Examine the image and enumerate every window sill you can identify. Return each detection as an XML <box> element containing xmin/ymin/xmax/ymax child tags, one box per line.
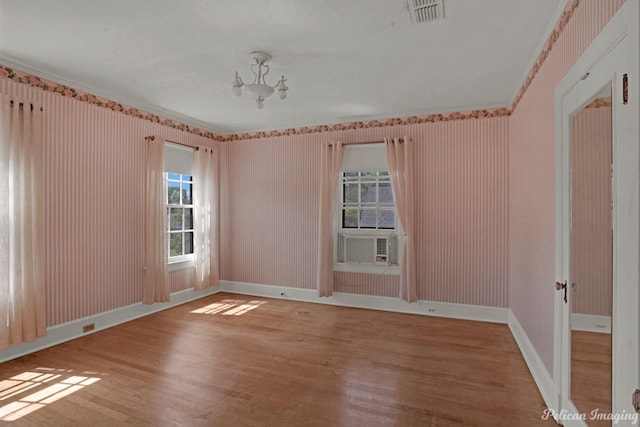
<box><xmin>168</xmin><ymin>257</ymin><xmax>195</xmax><ymax>272</ymax></box>
<box><xmin>333</xmin><ymin>263</ymin><xmax>400</xmax><ymax>276</ymax></box>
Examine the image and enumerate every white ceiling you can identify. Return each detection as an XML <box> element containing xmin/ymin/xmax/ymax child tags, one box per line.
<box><xmin>0</xmin><ymin>0</ymin><xmax>563</xmax><ymax>135</ymax></box>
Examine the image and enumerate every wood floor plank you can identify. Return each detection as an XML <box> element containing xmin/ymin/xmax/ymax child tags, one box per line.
<box><xmin>571</xmin><ymin>330</ymin><xmax>612</xmax><ymax>427</ymax></box>
<box><xmin>0</xmin><ymin>293</ymin><xmax>558</xmax><ymax>426</ymax></box>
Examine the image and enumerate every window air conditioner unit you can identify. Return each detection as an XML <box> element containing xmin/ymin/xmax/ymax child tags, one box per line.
<box><xmin>337</xmin><ymin>234</ymin><xmax>396</xmax><ymax>266</ymax></box>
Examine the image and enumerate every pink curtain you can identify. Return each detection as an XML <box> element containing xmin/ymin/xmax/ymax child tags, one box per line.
<box><xmin>0</xmin><ymin>95</ymin><xmax>46</xmax><ymax>349</ymax></box>
<box><xmin>143</xmin><ymin>136</ymin><xmax>170</xmax><ymax>303</ymax></box>
<box><xmin>193</xmin><ymin>147</ymin><xmax>220</xmax><ymax>290</ymax></box>
<box><xmin>317</xmin><ymin>141</ymin><xmax>344</xmax><ymax>297</ymax></box>
<box><xmin>385</xmin><ymin>137</ymin><xmax>417</xmax><ymax>302</ymax></box>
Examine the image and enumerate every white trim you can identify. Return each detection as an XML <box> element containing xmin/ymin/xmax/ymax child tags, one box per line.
<box><xmin>219</xmin><ymin>280</ymin><xmax>508</xmax><ymax>324</ymax></box>
<box><xmin>508</xmin><ymin>310</ymin><xmax>560</xmax><ymax>421</ymax></box>
<box><xmin>333</xmin><ymin>263</ymin><xmax>400</xmax><ymax>275</ymax></box>
<box><xmin>570</xmin><ymin>313</ymin><xmax>612</xmax><ymax>334</ymax></box>
<box><xmin>168</xmin><ymin>258</ymin><xmax>195</xmax><ymax>272</ymax></box>
<box><xmin>0</xmin><ymin>286</ymin><xmax>220</xmax><ymax>364</ymax></box>
<box><xmin>554</xmin><ymin>0</ymin><xmax>640</xmax><ymax>419</ymax></box>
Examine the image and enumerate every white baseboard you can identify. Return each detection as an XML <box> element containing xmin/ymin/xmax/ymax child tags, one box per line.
<box><xmin>508</xmin><ymin>310</ymin><xmax>559</xmax><ymax>418</ymax></box>
<box><xmin>571</xmin><ymin>313</ymin><xmax>611</xmax><ymax>334</ymax></box>
<box><xmin>0</xmin><ymin>286</ymin><xmax>220</xmax><ymax>364</ymax></box>
<box><xmin>219</xmin><ymin>280</ymin><xmax>509</xmax><ymax>324</ymax></box>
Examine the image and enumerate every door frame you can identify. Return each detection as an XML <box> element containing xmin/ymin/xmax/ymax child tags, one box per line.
<box><xmin>554</xmin><ymin>0</ymin><xmax>639</xmax><ymax>425</ymax></box>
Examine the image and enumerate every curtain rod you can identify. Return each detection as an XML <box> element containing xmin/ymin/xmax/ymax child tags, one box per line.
<box><xmin>343</xmin><ymin>140</ymin><xmax>385</xmax><ymax>146</ymax></box>
<box><xmin>9</xmin><ymin>100</ymin><xmax>43</xmax><ymax>112</ymax></box>
<box><xmin>329</xmin><ymin>138</ymin><xmax>407</xmax><ymax>147</ymax></box>
<box><xmin>145</xmin><ymin>135</ymin><xmax>199</xmax><ymax>151</ymax></box>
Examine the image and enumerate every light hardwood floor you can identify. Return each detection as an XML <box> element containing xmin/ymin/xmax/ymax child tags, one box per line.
<box><xmin>571</xmin><ymin>330</ymin><xmax>612</xmax><ymax>427</ymax></box>
<box><xmin>0</xmin><ymin>293</ymin><xmax>557</xmax><ymax>426</ymax></box>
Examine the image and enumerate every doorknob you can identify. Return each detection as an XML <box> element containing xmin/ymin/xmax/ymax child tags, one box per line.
<box><xmin>556</xmin><ymin>280</ymin><xmax>567</xmax><ymax>303</ymax></box>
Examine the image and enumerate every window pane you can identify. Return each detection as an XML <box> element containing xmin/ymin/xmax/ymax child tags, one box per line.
<box><xmin>340</xmin><ymin>170</ymin><xmax>396</xmax><ymax>231</ymax></box>
<box><xmin>379</xmin><ymin>182</ymin><xmax>394</xmax><ymax>204</ymax></box>
<box><xmin>168</xmin><ymin>182</ymin><xmax>180</xmax><ymax>204</ymax></box>
<box><xmin>182</xmin><ymin>182</ymin><xmax>192</xmax><ymax>204</ymax></box>
<box><xmin>360</xmin><ymin>182</ymin><xmax>376</xmax><ymax>204</ymax></box>
<box><xmin>182</xmin><ymin>174</ymin><xmax>193</xmax><ymax>182</ymax></box>
<box><xmin>170</xmin><ymin>233</ymin><xmax>183</xmax><ymax>257</ymax></box>
<box><xmin>184</xmin><ymin>232</ymin><xmax>194</xmax><ymax>255</ymax></box>
<box><xmin>343</xmin><ymin>183</ymin><xmax>358</xmax><ymax>204</ymax></box>
<box><xmin>167</xmin><ymin>173</ymin><xmax>181</xmax><ymax>181</ymax></box>
<box><xmin>184</xmin><ymin>208</ymin><xmax>193</xmax><ymax>230</ymax></box>
<box><xmin>359</xmin><ymin>209</ymin><xmax>377</xmax><ymax>229</ymax></box>
<box><xmin>379</xmin><ymin>209</ymin><xmax>396</xmax><ymax>229</ymax></box>
<box><xmin>342</xmin><ymin>208</ymin><xmax>358</xmax><ymax>228</ymax></box>
<box><xmin>170</xmin><ymin>208</ymin><xmax>183</xmax><ymax>231</ymax></box>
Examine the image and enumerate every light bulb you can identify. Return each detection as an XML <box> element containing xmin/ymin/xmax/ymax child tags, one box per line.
<box><xmin>276</xmin><ymin>76</ymin><xmax>288</xmax><ymax>100</ymax></box>
<box><xmin>232</xmin><ymin>72</ymin><xmax>243</xmax><ymax>97</ymax></box>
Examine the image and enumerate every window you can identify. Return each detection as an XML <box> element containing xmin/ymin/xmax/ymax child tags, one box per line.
<box><xmin>341</xmin><ymin>171</ymin><xmax>396</xmax><ymax>230</ymax></box>
<box><xmin>333</xmin><ymin>144</ymin><xmax>401</xmax><ymax>274</ymax></box>
<box><xmin>167</xmin><ymin>173</ymin><xmax>194</xmax><ymax>262</ymax></box>
<box><xmin>164</xmin><ymin>142</ymin><xmax>195</xmax><ymax>270</ymax></box>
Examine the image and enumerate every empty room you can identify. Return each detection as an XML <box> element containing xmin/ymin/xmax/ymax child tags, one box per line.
<box><xmin>1</xmin><ymin>1</ymin><xmax>639</xmax><ymax>426</ymax></box>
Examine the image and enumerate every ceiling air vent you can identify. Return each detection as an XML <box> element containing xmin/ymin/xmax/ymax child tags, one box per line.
<box><xmin>407</xmin><ymin>0</ymin><xmax>445</xmax><ymax>24</ymax></box>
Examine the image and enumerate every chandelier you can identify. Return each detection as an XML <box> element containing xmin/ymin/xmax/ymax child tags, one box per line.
<box><xmin>232</xmin><ymin>51</ymin><xmax>288</xmax><ymax>109</ymax></box>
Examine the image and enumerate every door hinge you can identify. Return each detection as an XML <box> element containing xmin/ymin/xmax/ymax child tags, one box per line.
<box><xmin>623</xmin><ymin>73</ymin><xmax>628</xmax><ymax>105</ymax></box>
<box><xmin>555</xmin><ymin>280</ymin><xmax>567</xmax><ymax>304</ymax></box>
<box><xmin>633</xmin><ymin>389</ymin><xmax>640</xmax><ymax>413</ymax></box>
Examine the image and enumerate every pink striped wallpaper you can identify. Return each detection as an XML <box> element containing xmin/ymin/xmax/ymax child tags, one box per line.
<box><xmin>220</xmin><ymin>117</ymin><xmax>509</xmax><ymax>307</ymax></box>
<box><xmin>509</xmin><ymin>0</ymin><xmax>624</xmax><ymax>372</ymax></box>
<box><xmin>571</xmin><ymin>103</ymin><xmax>612</xmax><ymax>317</ymax></box>
<box><xmin>0</xmin><ymin>78</ymin><xmax>217</xmax><ymax>327</ymax></box>
<box><xmin>334</xmin><ymin>272</ymin><xmax>399</xmax><ymax>297</ymax></box>
<box><xmin>0</xmin><ymin>0</ymin><xmax>624</xmax><ymax>360</ymax></box>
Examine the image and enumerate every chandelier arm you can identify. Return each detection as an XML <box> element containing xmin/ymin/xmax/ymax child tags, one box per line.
<box><xmin>250</xmin><ymin>62</ymin><xmax>258</xmax><ymax>83</ymax></box>
<box><xmin>272</xmin><ymin>76</ymin><xmax>287</xmax><ymax>89</ymax></box>
<box><xmin>261</xmin><ymin>64</ymin><xmax>270</xmax><ymax>84</ymax></box>
<box><xmin>235</xmin><ymin>72</ymin><xmax>244</xmax><ymax>86</ymax></box>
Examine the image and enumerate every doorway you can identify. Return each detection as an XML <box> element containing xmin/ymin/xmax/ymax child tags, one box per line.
<box><xmin>570</xmin><ymin>83</ymin><xmax>612</xmax><ymax>427</ymax></box>
<box><xmin>554</xmin><ymin>1</ymin><xmax>639</xmax><ymax>425</ymax></box>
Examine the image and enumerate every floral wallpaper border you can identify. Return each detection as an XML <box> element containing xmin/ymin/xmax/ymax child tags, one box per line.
<box><xmin>0</xmin><ymin>0</ymin><xmax>582</xmax><ymax>143</ymax></box>
<box><xmin>585</xmin><ymin>97</ymin><xmax>612</xmax><ymax>109</ymax></box>
<box><xmin>0</xmin><ymin>66</ymin><xmax>226</xmax><ymax>142</ymax></box>
<box><xmin>510</xmin><ymin>0</ymin><xmax>580</xmax><ymax>112</ymax></box>
<box><xmin>222</xmin><ymin>108</ymin><xmax>511</xmax><ymax>142</ymax></box>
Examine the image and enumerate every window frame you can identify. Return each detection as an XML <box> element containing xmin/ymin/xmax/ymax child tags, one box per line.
<box><xmin>334</xmin><ymin>169</ymin><xmax>402</xmax><ymax>276</ymax></box>
<box><xmin>340</xmin><ymin>171</ymin><xmax>397</xmax><ymax>230</ymax></box>
<box><xmin>166</xmin><ymin>172</ymin><xmax>195</xmax><ymax>268</ymax></box>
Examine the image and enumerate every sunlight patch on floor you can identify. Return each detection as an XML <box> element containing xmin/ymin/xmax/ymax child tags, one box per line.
<box><xmin>0</xmin><ymin>367</ymin><xmax>101</xmax><ymax>421</ymax></box>
<box><xmin>190</xmin><ymin>299</ymin><xmax>267</xmax><ymax>316</ymax></box>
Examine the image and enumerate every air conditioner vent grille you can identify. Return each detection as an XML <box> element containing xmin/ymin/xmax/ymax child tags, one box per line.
<box><xmin>376</xmin><ymin>238</ymin><xmax>388</xmax><ymax>256</ymax></box>
<box><xmin>408</xmin><ymin>0</ymin><xmax>444</xmax><ymax>24</ymax></box>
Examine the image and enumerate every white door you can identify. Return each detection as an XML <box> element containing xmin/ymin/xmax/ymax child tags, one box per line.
<box><xmin>554</xmin><ymin>1</ymin><xmax>639</xmax><ymax>425</ymax></box>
